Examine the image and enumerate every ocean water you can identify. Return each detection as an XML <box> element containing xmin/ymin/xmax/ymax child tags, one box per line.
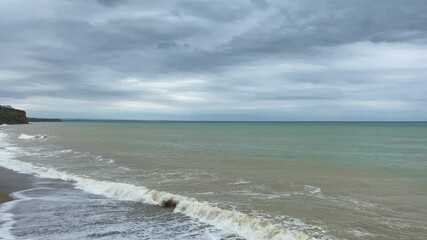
<box><xmin>1</xmin><ymin>122</ymin><xmax>426</xmax><ymax>239</ymax></box>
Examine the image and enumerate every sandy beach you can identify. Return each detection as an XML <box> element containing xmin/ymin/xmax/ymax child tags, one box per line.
<box><xmin>0</xmin><ymin>167</ymin><xmax>31</xmax><ymax>203</ymax></box>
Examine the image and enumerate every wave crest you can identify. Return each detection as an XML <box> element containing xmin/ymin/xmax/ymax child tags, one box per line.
<box><xmin>18</xmin><ymin>134</ymin><xmax>47</xmax><ymax>140</ymax></box>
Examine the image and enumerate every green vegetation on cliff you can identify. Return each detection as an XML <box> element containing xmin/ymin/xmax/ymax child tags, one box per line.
<box><xmin>0</xmin><ymin>105</ymin><xmax>29</xmax><ymax>124</ymax></box>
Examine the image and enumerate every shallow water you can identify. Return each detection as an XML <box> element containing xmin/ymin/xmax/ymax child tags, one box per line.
<box><xmin>2</xmin><ymin>178</ymin><xmax>240</xmax><ymax>240</ymax></box>
<box><xmin>1</xmin><ymin>122</ymin><xmax>426</xmax><ymax>239</ymax></box>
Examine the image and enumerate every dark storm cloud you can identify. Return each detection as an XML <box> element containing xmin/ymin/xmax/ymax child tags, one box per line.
<box><xmin>1</xmin><ymin>0</ymin><xmax>427</xmax><ymax>120</ymax></box>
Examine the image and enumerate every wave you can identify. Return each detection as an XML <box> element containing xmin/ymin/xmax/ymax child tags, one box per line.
<box><xmin>18</xmin><ymin>134</ymin><xmax>47</xmax><ymax>140</ymax></box>
<box><xmin>94</xmin><ymin>155</ymin><xmax>115</xmax><ymax>164</ymax></box>
<box><xmin>0</xmin><ymin>201</ymin><xmax>16</xmax><ymax>239</ymax></box>
<box><xmin>0</xmin><ymin>132</ymin><xmax>313</xmax><ymax>240</ymax></box>
<box><xmin>303</xmin><ymin>185</ymin><xmax>322</xmax><ymax>196</ymax></box>
<box><xmin>228</xmin><ymin>178</ymin><xmax>252</xmax><ymax>185</ymax></box>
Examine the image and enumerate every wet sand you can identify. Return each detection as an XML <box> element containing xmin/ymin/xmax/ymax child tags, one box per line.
<box><xmin>0</xmin><ymin>167</ymin><xmax>32</xmax><ymax>203</ymax></box>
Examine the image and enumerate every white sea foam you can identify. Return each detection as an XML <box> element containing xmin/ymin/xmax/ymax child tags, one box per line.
<box><xmin>231</xmin><ymin>190</ymin><xmax>290</xmax><ymax>200</ymax></box>
<box><xmin>0</xmin><ymin>131</ymin><xmax>313</xmax><ymax>240</ymax></box>
<box><xmin>228</xmin><ymin>178</ymin><xmax>251</xmax><ymax>185</ymax></box>
<box><xmin>193</xmin><ymin>192</ymin><xmax>216</xmax><ymax>195</ymax></box>
<box><xmin>348</xmin><ymin>229</ymin><xmax>376</xmax><ymax>238</ymax></box>
<box><xmin>3</xmin><ymin>182</ymin><xmax>234</xmax><ymax>240</ymax></box>
<box><xmin>118</xmin><ymin>166</ymin><xmax>131</xmax><ymax>171</ymax></box>
<box><xmin>157</xmin><ymin>171</ymin><xmax>217</xmax><ymax>185</ymax></box>
<box><xmin>295</xmin><ymin>184</ymin><xmax>377</xmax><ymax>211</ymax></box>
<box><xmin>303</xmin><ymin>185</ymin><xmax>322</xmax><ymax>196</ymax></box>
<box><xmin>94</xmin><ymin>155</ymin><xmax>115</xmax><ymax>164</ymax></box>
<box><xmin>18</xmin><ymin>133</ymin><xmax>47</xmax><ymax>140</ymax></box>
<box><xmin>58</xmin><ymin>149</ymin><xmax>73</xmax><ymax>153</ymax></box>
<box><xmin>0</xmin><ymin>201</ymin><xmax>17</xmax><ymax>240</ymax></box>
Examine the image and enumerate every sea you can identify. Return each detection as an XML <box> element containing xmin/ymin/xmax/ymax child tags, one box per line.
<box><xmin>0</xmin><ymin>121</ymin><xmax>426</xmax><ymax>240</ymax></box>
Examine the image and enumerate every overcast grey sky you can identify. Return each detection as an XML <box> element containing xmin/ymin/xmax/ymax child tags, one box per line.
<box><xmin>1</xmin><ymin>0</ymin><xmax>426</xmax><ymax>120</ymax></box>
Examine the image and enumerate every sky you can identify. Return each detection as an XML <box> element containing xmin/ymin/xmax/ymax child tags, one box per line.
<box><xmin>1</xmin><ymin>0</ymin><xmax>427</xmax><ymax>121</ymax></box>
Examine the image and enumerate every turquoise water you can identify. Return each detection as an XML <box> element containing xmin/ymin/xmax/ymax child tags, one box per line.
<box><xmin>1</xmin><ymin>122</ymin><xmax>427</xmax><ymax>239</ymax></box>
<box><xmin>57</xmin><ymin>121</ymin><xmax>427</xmax><ymax>180</ymax></box>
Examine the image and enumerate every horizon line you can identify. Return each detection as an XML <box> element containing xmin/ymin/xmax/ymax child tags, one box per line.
<box><xmin>52</xmin><ymin>118</ymin><xmax>427</xmax><ymax>123</ymax></box>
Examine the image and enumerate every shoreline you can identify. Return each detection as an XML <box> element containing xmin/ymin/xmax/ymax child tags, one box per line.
<box><xmin>0</xmin><ymin>167</ymin><xmax>32</xmax><ymax>204</ymax></box>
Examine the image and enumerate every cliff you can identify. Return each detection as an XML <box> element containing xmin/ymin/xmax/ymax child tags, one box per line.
<box><xmin>0</xmin><ymin>105</ymin><xmax>29</xmax><ymax>124</ymax></box>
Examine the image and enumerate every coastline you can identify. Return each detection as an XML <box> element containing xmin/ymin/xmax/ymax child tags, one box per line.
<box><xmin>0</xmin><ymin>167</ymin><xmax>32</xmax><ymax>204</ymax></box>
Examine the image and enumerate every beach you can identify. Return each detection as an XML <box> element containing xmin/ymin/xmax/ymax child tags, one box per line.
<box><xmin>0</xmin><ymin>167</ymin><xmax>31</xmax><ymax>204</ymax></box>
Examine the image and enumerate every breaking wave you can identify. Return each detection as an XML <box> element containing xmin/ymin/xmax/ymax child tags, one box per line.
<box><xmin>18</xmin><ymin>134</ymin><xmax>47</xmax><ymax>140</ymax></box>
<box><xmin>0</xmin><ymin>132</ymin><xmax>312</xmax><ymax>240</ymax></box>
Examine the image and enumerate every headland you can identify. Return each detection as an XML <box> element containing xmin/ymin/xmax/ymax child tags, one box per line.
<box><xmin>0</xmin><ymin>105</ymin><xmax>62</xmax><ymax>124</ymax></box>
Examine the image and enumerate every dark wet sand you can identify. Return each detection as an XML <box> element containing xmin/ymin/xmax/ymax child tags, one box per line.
<box><xmin>0</xmin><ymin>167</ymin><xmax>32</xmax><ymax>203</ymax></box>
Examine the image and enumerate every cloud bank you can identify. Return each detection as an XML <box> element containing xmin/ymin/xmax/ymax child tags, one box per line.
<box><xmin>1</xmin><ymin>0</ymin><xmax>427</xmax><ymax>120</ymax></box>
